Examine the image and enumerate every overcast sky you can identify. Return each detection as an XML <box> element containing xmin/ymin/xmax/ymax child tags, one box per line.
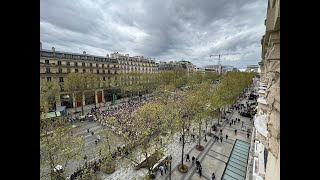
<box><xmin>40</xmin><ymin>0</ymin><xmax>267</xmax><ymax>69</ymax></box>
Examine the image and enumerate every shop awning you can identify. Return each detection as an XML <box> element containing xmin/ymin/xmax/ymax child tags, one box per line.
<box><xmin>254</xmin><ymin>114</ymin><xmax>268</xmax><ymax>138</ymax></box>
<box><xmin>257</xmin><ymin>97</ymin><xmax>267</xmax><ymax>105</ymax></box>
<box><xmin>56</xmin><ymin>106</ymin><xmax>66</xmax><ymax>112</ymax></box>
<box><xmin>45</xmin><ymin>111</ymin><xmax>61</xmax><ymax>119</ymax></box>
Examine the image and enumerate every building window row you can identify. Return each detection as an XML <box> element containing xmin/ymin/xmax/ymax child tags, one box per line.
<box><xmin>40</xmin><ymin>52</ymin><xmax>118</xmax><ymax>63</ymax></box>
<box><xmin>42</xmin><ymin>60</ymin><xmax>118</xmax><ymax>68</ymax></box>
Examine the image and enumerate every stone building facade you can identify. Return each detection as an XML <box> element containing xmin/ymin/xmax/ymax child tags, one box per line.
<box><xmin>40</xmin><ymin>43</ymin><xmax>158</xmax><ymax>109</ymax></box>
<box><xmin>256</xmin><ymin>0</ymin><xmax>280</xmax><ymax>180</ymax></box>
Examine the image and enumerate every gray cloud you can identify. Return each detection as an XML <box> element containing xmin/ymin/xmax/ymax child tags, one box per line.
<box><xmin>40</xmin><ymin>0</ymin><xmax>267</xmax><ymax>69</ymax></box>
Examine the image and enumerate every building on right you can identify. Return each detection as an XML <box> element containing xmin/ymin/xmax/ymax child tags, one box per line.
<box><xmin>254</xmin><ymin>0</ymin><xmax>280</xmax><ymax>180</ymax></box>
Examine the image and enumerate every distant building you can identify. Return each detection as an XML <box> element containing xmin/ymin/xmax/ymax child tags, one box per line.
<box><xmin>246</xmin><ymin>65</ymin><xmax>259</xmax><ymax>72</ymax></box>
<box><xmin>158</xmin><ymin>60</ymin><xmax>195</xmax><ymax>75</ymax></box>
<box><xmin>158</xmin><ymin>61</ymin><xmax>182</xmax><ymax>71</ymax></box>
<box><xmin>204</xmin><ymin>64</ymin><xmax>238</xmax><ymax>73</ymax></box>
<box><xmin>176</xmin><ymin>60</ymin><xmax>195</xmax><ymax>75</ymax></box>
<box><xmin>193</xmin><ymin>67</ymin><xmax>205</xmax><ymax>73</ymax></box>
<box><xmin>221</xmin><ymin>65</ymin><xmax>236</xmax><ymax>73</ymax></box>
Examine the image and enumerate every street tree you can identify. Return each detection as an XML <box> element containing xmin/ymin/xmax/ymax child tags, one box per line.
<box><xmin>168</xmin><ymin>91</ymin><xmax>195</xmax><ymax>173</ymax></box>
<box><xmin>40</xmin><ymin>124</ymin><xmax>84</xmax><ymax>180</ymax></box>
<box><xmin>40</xmin><ymin>80</ymin><xmax>62</xmax><ymax>132</ymax></box>
<box><xmin>124</xmin><ymin>101</ymin><xmax>168</xmax><ymax>178</ymax></box>
<box><xmin>64</xmin><ymin>73</ymin><xmax>99</xmax><ymax>115</ymax></box>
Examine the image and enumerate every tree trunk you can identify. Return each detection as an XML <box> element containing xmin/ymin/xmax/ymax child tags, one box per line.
<box><xmin>181</xmin><ymin>133</ymin><xmax>185</xmax><ymax>168</ymax></box>
<box><xmin>198</xmin><ymin>122</ymin><xmax>201</xmax><ymax>146</ymax></box>
<box><xmin>145</xmin><ymin>152</ymin><xmax>151</xmax><ymax>176</ymax></box>
<box><xmin>81</xmin><ymin>92</ymin><xmax>84</xmax><ymax>116</ymax></box>
<box><xmin>218</xmin><ymin>108</ymin><xmax>220</xmax><ymax>125</ymax></box>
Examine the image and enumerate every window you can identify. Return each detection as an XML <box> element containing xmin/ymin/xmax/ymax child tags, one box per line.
<box><xmin>75</xmin><ymin>69</ymin><xmax>78</xmax><ymax>73</ymax></box>
<box><xmin>74</xmin><ymin>62</ymin><xmax>78</xmax><ymax>67</ymax></box>
<box><xmin>108</xmin><ymin>76</ymin><xmax>110</xmax><ymax>80</ymax></box>
<box><xmin>60</xmin><ymin>85</ymin><xmax>64</xmax><ymax>92</ymax></box>
<box><xmin>83</xmin><ymin>69</ymin><xmax>86</xmax><ymax>73</ymax></box>
<box><xmin>82</xmin><ymin>63</ymin><xmax>85</xmax><ymax>67</ymax></box>
<box><xmin>107</xmin><ymin>64</ymin><xmax>110</xmax><ymax>68</ymax></box>
<box><xmin>58</xmin><ymin>68</ymin><xmax>62</xmax><ymax>73</ymax></box>
<box><xmin>46</xmin><ymin>68</ymin><xmax>50</xmax><ymax>73</ymax></box>
<box><xmin>103</xmin><ymin>77</ymin><xmax>106</xmax><ymax>81</ymax></box>
<box><xmin>108</xmin><ymin>70</ymin><xmax>111</xmax><ymax>74</ymax></box>
<box><xmin>90</xmin><ymin>63</ymin><xmax>92</xmax><ymax>67</ymax></box>
<box><xmin>96</xmin><ymin>63</ymin><xmax>99</xmax><ymax>67</ymax></box>
<box><xmin>67</xmin><ymin>62</ymin><xmax>70</xmax><ymax>66</ymax></box>
<box><xmin>97</xmin><ymin>70</ymin><xmax>99</xmax><ymax>74</ymax></box>
<box><xmin>45</xmin><ymin>60</ymin><xmax>49</xmax><ymax>64</ymax></box>
<box><xmin>58</xmin><ymin>61</ymin><xmax>61</xmax><ymax>66</ymax></box>
<box><xmin>47</xmin><ymin>77</ymin><xmax>51</xmax><ymax>81</ymax></box>
<box><xmin>102</xmin><ymin>64</ymin><xmax>104</xmax><ymax>68</ymax></box>
<box><xmin>59</xmin><ymin>77</ymin><xmax>64</xmax><ymax>82</ymax></box>
<box><xmin>90</xmin><ymin>69</ymin><xmax>93</xmax><ymax>73</ymax></box>
<box><xmin>102</xmin><ymin>70</ymin><xmax>105</xmax><ymax>74</ymax></box>
<box><xmin>67</xmin><ymin>68</ymin><xmax>71</xmax><ymax>73</ymax></box>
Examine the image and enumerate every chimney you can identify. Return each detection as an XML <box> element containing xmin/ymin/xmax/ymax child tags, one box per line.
<box><xmin>40</xmin><ymin>42</ymin><xmax>42</xmax><ymax>50</ymax></box>
<box><xmin>52</xmin><ymin>47</ymin><xmax>55</xmax><ymax>52</ymax></box>
<box><xmin>83</xmin><ymin>51</ymin><xmax>86</xmax><ymax>55</ymax></box>
<box><xmin>106</xmin><ymin>54</ymin><xmax>109</xmax><ymax>57</ymax></box>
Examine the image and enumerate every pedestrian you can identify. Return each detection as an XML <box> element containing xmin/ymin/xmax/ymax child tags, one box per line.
<box><xmin>186</xmin><ymin>154</ymin><xmax>190</xmax><ymax>162</ymax></box>
<box><xmin>238</xmin><ymin>119</ymin><xmax>240</xmax><ymax>123</ymax></box>
<box><xmin>220</xmin><ymin>129</ymin><xmax>223</xmax><ymax>133</ymax></box>
<box><xmin>235</xmin><ymin>129</ymin><xmax>237</xmax><ymax>135</ymax></box>
<box><xmin>95</xmin><ymin>140</ymin><xmax>97</xmax><ymax>145</ymax></box>
<box><xmin>212</xmin><ymin>172</ymin><xmax>216</xmax><ymax>180</ymax></box>
<box><xmin>91</xmin><ymin>131</ymin><xmax>94</xmax><ymax>136</ymax></box>
<box><xmin>220</xmin><ymin>136</ymin><xmax>223</xmax><ymax>143</ymax></box>
<box><xmin>159</xmin><ymin>165</ymin><xmax>164</xmax><ymax>176</ymax></box>
<box><xmin>179</xmin><ymin>136</ymin><xmax>182</xmax><ymax>143</ymax></box>
<box><xmin>87</xmin><ymin>129</ymin><xmax>90</xmax><ymax>133</ymax></box>
<box><xmin>192</xmin><ymin>156</ymin><xmax>195</xmax><ymax>165</ymax></box>
<box><xmin>229</xmin><ymin>122</ymin><xmax>232</xmax><ymax>126</ymax></box>
<box><xmin>164</xmin><ymin>163</ymin><xmax>168</xmax><ymax>174</ymax></box>
<box><xmin>199</xmin><ymin>164</ymin><xmax>202</xmax><ymax>177</ymax></box>
<box><xmin>247</xmin><ymin>132</ymin><xmax>250</xmax><ymax>138</ymax></box>
<box><xmin>196</xmin><ymin>159</ymin><xmax>200</xmax><ymax>170</ymax></box>
<box><xmin>231</xmin><ymin>119</ymin><xmax>233</xmax><ymax>124</ymax></box>
<box><xmin>226</xmin><ymin>134</ymin><xmax>228</xmax><ymax>140</ymax></box>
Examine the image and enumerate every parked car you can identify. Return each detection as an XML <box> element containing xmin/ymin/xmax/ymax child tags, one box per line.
<box><xmin>240</xmin><ymin>111</ymin><xmax>252</xmax><ymax>118</ymax></box>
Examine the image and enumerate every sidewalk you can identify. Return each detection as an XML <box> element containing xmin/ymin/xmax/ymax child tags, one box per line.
<box><xmin>155</xmin><ymin>97</ymin><xmax>255</xmax><ymax>180</ymax></box>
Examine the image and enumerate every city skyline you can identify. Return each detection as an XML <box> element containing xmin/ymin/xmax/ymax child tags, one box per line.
<box><xmin>40</xmin><ymin>0</ymin><xmax>267</xmax><ymax>69</ymax></box>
